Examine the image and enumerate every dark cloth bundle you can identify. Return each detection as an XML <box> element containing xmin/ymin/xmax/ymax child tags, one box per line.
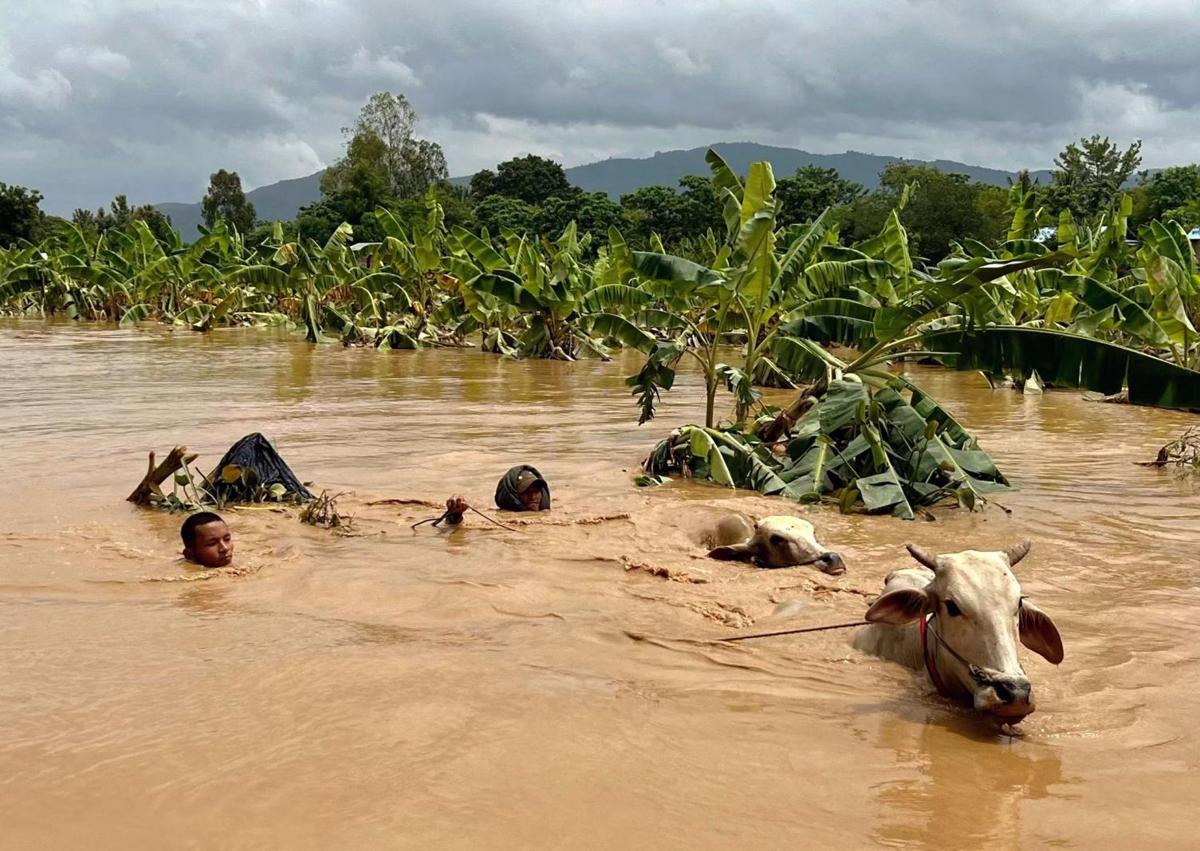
<box><xmin>205</xmin><ymin>433</ymin><xmax>313</xmax><ymax>502</ymax></box>
<box><xmin>494</xmin><ymin>464</ymin><xmax>550</xmax><ymax>511</ymax></box>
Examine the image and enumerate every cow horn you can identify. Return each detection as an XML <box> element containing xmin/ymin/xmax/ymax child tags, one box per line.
<box><xmin>906</xmin><ymin>544</ymin><xmax>940</xmax><ymax>571</ymax></box>
<box><xmin>1005</xmin><ymin>540</ymin><xmax>1032</xmax><ymax>566</ymax></box>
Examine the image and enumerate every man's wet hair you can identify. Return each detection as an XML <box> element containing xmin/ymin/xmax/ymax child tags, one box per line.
<box><xmin>181</xmin><ymin>511</ymin><xmax>226</xmax><ymax>547</ymax></box>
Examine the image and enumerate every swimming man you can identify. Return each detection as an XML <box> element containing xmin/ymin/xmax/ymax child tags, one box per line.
<box><xmin>181</xmin><ymin>511</ymin><xmax>235</xmax><ymax>568</ymax></box>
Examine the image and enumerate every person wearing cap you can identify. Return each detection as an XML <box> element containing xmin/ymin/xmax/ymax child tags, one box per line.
<box><xmin>495</xmin><ymin>465</ymin><xmax>551</xmax><ymax>512</ymax></box>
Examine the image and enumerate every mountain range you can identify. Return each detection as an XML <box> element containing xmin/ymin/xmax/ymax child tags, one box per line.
<box><xmin>154</xmin><ymin>142</ymin><xmax>1056</xmax><ymax>239</ymax></box>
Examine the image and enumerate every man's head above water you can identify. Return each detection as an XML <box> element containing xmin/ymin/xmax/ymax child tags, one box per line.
<box><xmin>181</xmin><ymin>511</ymin><xmax>234</xmax><ymax>568</ymax></box>
<box><xmin>495</xmin><ymin>465</ymin><xmax>550</xmax><ymax>512</ymax></box>
<box><xmin>514</xmin><ymin>470</ymin><xmax>548</xmax><ymax>511</ymax></box>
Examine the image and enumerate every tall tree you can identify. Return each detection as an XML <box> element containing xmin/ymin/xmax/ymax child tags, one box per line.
<box><xmin>618</xmin><ymin>177</ymin><xmax>724</xmax><ymax>247</ymax></box>
<box><xmin>883</xmin><ymin>164</ymin><xmax>983</xmax><ymax>260</ymax></box>
<box><xmin>1045</xmin><ymin>135</ymin><xmax>1142</xmax><ymax>221</ymax></box>
<box><xmin>318</xmin><ymin>131</ymin><xmax>392</xmax><ymax>222</ymax></box>
<box><xmin>201</xmin><ymin>170</ymin><xmax>256</xmax><ymax>233</ymax></box>
<box><xmin>468</xmin><ymin>169</ymin><xmax>497</xmax><ymax>201</ymax></box>
<box><xmin>676</xmin><ymin>175</ymin><xmax>725</xmax><ymax>237</ymax></box>
<box><xmin>775</xmin><ymin>165</ymin><xmax>863</xmax><ymax>227</ymax></box>
<box><xmin>842</xmin><ymin>163</ymin><xmax>994</xmax><ymax>260</ymax></box>
<box><xmin>339</xmin><ymin>92</ymin><xmax>447</xmax><ymax>198</ymax></box>
<box><xmin>489</xmin><ymin>155</ymin><xmax>574</xmax><ymax>206</ymax></box>
<box><xmin>0</xmin><ymin>182</ymin><xmax>46</xmax><ymax>246</ymax></box>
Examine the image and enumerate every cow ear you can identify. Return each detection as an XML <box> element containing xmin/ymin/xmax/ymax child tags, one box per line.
<box><xmin>1019</xmin><ymin>599</ymin><xmax>1064</xmax><ymax>664</ymax></box>
<box><xmin>865</xmin><ymin>587</ymin><xmax>932</xmax><ymax>625</ymax></box>
<box><xmin>708</xmin><ymin>542</ymin><xmax>755</xmax><ymax>562</ymax></box>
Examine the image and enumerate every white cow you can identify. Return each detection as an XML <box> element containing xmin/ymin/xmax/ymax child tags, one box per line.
<box><xmin>707</xmin><ymin>514</ymin><xmax>847</xmax><ymax>575</ymax></box>
<box><xmin>853</xmin><ymin>541</ymin><xmax>1063</xmax><ymax>720</ymax></box>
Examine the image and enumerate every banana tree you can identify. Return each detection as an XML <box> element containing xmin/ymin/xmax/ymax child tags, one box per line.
<box><xmin>645</xmin><ymin>371</ymin><xmax>1009</xmax><ymax>519</ymax></box>
<box><xmin>618</xmin><ymin>150</ymin><xmax>839</xmax><ymax>428</ymax></box>
<box><xmin>233</xmin><ymin>223</ymin><xmax>405</xmax><ymax>344</ymax></box>
<box><xmin>365</xmin><ymin>196</ymin><xmax>463</xmax><ymax>345</ymax></box>
<box><xmin>645</xmin><ymin>233</ymin><xmax>1067</xmax><ymax>516</ymax></box>
<box><xmin>451</xmin><ymin>221</ymin><xmax>652</xmax><ymax>360</ymax></box>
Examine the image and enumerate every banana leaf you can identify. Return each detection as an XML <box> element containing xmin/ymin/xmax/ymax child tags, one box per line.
<box><xmin>875</xmin><ymin>253</ymin><xmax>1067</xmax><ymax>343</ymax></box>
<box><xmin>472</xmin><ymin>272</ymin><xmax>546</xmax><ymax>312</ymax></box>
<box><xmin>589</xmin><ymin>312</ymin><xmax>658</xmax><ymax>353</ymax></box>
<box><xmin>581</xmin><ymin>284</ymin><xmax>654</xmax><ymax>314</ymax></box>
<box><xmin>631</xmin><ymin>251</ymin><xmax>724</xmax><ymax>288</ymax></box>
<box><xmin>780</xmin><ymin>297</ymin><xmax>879</xmax><ymax>346</ymax></box>
<box><xmin>924</xmin><ymin>326</ymin><xmax>1200</xmax><ymax>410</ymax></box>
<box><xmin>1055</xmin><ymin>272</ymin><xmax>1180</xmax><ymax>348</ymax></box>
<box><xmin>644</xmin><ymin>369</ymin><xmax>1005</xmax><ymax>518</ymax></box>
<box><xmin>768</xmin><ymin>335</ymin><xmax>838</xmax><ymax>384</ymax></box>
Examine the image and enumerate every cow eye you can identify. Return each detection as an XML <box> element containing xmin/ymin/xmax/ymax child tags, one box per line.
<box><xmin>945</xmin><ymin>600</ymin><xmax>963</xmax><ymax>617</ymax></box>
<box><xmin>769</xmin><ymin>534</ymin><xmax>786</xmax><ymax>546</ymax></box>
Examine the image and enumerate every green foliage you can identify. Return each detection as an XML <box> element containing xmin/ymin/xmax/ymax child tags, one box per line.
<box><xmin>0</xmin><ymin>183</ymin><xmax>47</xmax><ymax>246</ymax></box>
<box><xmin>343</xmin><ymin>92</ymin><xmax>447</xmax><ymax>198</ymax></box>
<box><xmin>383</xmin><ymin>181</ymin><xmax>477</xmax><ymax>234</ymax></box>
<box><xmin>201</xmin><ymin>170</ymin><xmax>256</xmax><ymax>234</ymax></box>
<box><xmin>645</xmin><ymin>376</ymin><xmax>1007</xmax><ymax>518</ymax></box>
<box><xmin>318</xmin><ymin>131</ymin><xmax>392</xmax><ymax>222</ymax></box>
<box><xmin>871</xmin><ymin>163</ymin><xmax>999</xmax><ymax>260</ymax></box>
<box><xmin>536</xmin><ymin>192</ymin><xmax>623</xmax><ymax>248</ymax></box>
<box><xmin>469</xmin><ymin>169</ymin><xmax>497</xmax><ymax>201</ymax></box>
<box><xmin>485</xmin><ymin>155</ymin><xmax>574</xmax><ymax>206</ymax></box>
<box><xmin>775</xmin><ymin>165</ymin><xmax>863</xmax><ymax>228</ymax></box>
<box><xmin>303</xmin><ymin>92</ymin><xmax>448</xmax><ymax>243</ymax></box>
<box><xmin>1044</xmin><ymin>134</ymin><xmax>1143</xmax><ymax>222</ymax></box>
<box><xmin>474</xmin><ymin>195</ymin><xmax>540</xmax><ymax>235</ymax></box>
<box><xmin>74</xmin><ymin>194</ymin><xmax>174</xmax><ymax>244</ymax></box>
<box><xmin>619</xmin><ymin>177</ymin><xmax>722</xmax><ymax>247</ymax></box>
<box><xmin>1140</xmin><ymin>164</ymin><xmax>1200</xmax><ymax>230</ymax></box>
<box><xmin>627</xmin><ymin>342</ymin><xmax>682</xmax><ymax>425</ymax></box>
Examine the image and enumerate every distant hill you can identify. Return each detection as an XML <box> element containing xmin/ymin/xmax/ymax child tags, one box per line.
<box><xmin>155</xmin><ymin>143</ymin><xmax>1055</xmax><ymax>239</ymax></box>
<box><xmin>544</xmin><ymin>143</ymin><xmax>1055</xmax><ymax>200</ymax></box>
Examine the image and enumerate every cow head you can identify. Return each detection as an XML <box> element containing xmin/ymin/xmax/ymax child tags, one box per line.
<box><xmin>708</xmin><ymin>516</ymin><xmax>846</xmax><ymax>575</ymax></box>
<box><xmin>864</xmin><ymin>541</ymin><xmax>1063</xmax><ymax>720</ymax></box>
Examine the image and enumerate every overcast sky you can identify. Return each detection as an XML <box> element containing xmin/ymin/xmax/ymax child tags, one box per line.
<box><xmin>4</xmin><ymin>0</ymin><xmax>1199</xmax><ymax>214</ymax></box>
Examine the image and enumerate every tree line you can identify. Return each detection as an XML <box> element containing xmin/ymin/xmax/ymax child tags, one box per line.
<box><xmin>3</xmin><ymin>91</ymin><xmax>1200</xmax><ymax>263</ymax></box>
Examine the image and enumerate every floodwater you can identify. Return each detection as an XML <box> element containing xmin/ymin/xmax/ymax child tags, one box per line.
<box><xmin>1</xmin><ymin>321</ymin><xmax>1197</xmax><ymax>850</ymax></box>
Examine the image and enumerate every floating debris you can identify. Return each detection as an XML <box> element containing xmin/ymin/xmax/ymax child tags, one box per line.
<box><xmin>300</xmin><ymin>490</ymin><xmax>354</xmax><ymax>529</ymax></box>
<box><xmin>1140</xmin><ymin>426</ymin><xmax>1200</xmax><ymax>473</ymax></box>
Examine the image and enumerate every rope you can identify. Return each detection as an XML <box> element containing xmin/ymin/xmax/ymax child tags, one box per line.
<box><xmin>411</xmin><ymin>501</ymin><xmax>523</xmax><ymax>533</ymax></box>
<box><xmin>467</xmin><ymin>505</ymin><xmax>522</xmax><ymax>533</ymax></box>
<box><xmin>718</xmin><ymin>620</ymin><xmax>866</xmax><ymax>642</ymax></box>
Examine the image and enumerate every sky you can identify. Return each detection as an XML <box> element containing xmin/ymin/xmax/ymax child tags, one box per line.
<box><xmin>4</xmin><ymin>0</ymin><xmax>1200</xmax><ymax>215</ymax></box>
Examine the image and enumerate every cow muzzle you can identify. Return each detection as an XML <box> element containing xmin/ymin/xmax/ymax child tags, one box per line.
<box><xmin>816</xmin><ymin>551</ymin><xmax>846</xmax><ymax>576</ymax></box>
<box><xmin>970</xmin><ymin>667</ymin><xmax>1035</xmax><ymax>719</ymax></box>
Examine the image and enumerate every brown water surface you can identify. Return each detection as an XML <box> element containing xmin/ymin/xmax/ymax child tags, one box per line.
<box><xmin>1</xmin><ymin>321</ymin><xmax>1197</xmax><ymax>849</ymax></box>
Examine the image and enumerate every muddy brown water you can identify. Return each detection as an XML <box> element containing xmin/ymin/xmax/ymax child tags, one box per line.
<box><xmin>1</xmin><ymin>320</ymin><xmax>1197</xmax><ymax>849</ymax></box>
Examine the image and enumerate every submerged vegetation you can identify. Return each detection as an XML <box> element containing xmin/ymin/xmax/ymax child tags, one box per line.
<box><xmin>6</xmin><ymin>142</ymin><xmax>1200</xmax><ymax>518</ymax></box>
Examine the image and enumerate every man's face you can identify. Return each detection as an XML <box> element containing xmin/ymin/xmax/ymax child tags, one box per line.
<box><xmin>519</xmin><ymin>486</ymin><xmax>544</xmax><ymax>511</ymax></box>
<box><xmin>186</xmin><ymin>520</ymin><xmax>234</xmax><ymax>567</ymax></box>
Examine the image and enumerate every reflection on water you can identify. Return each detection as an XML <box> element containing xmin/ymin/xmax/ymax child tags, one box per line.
<box><xmin>0</xmin><ymin>319</ymin><xmax>1197</xmax><ymax>848</ymax></box>
<box><xmin>871</xmin><ymin>715</ymin><xmax>1066</xmax><ymax>848</ymax></box>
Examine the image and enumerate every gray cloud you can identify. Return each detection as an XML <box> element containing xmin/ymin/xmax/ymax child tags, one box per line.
<box><xmin>3</xmin><ymin>0</ymin><xmax>1199</xmax><ymax>215</ymax></box>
